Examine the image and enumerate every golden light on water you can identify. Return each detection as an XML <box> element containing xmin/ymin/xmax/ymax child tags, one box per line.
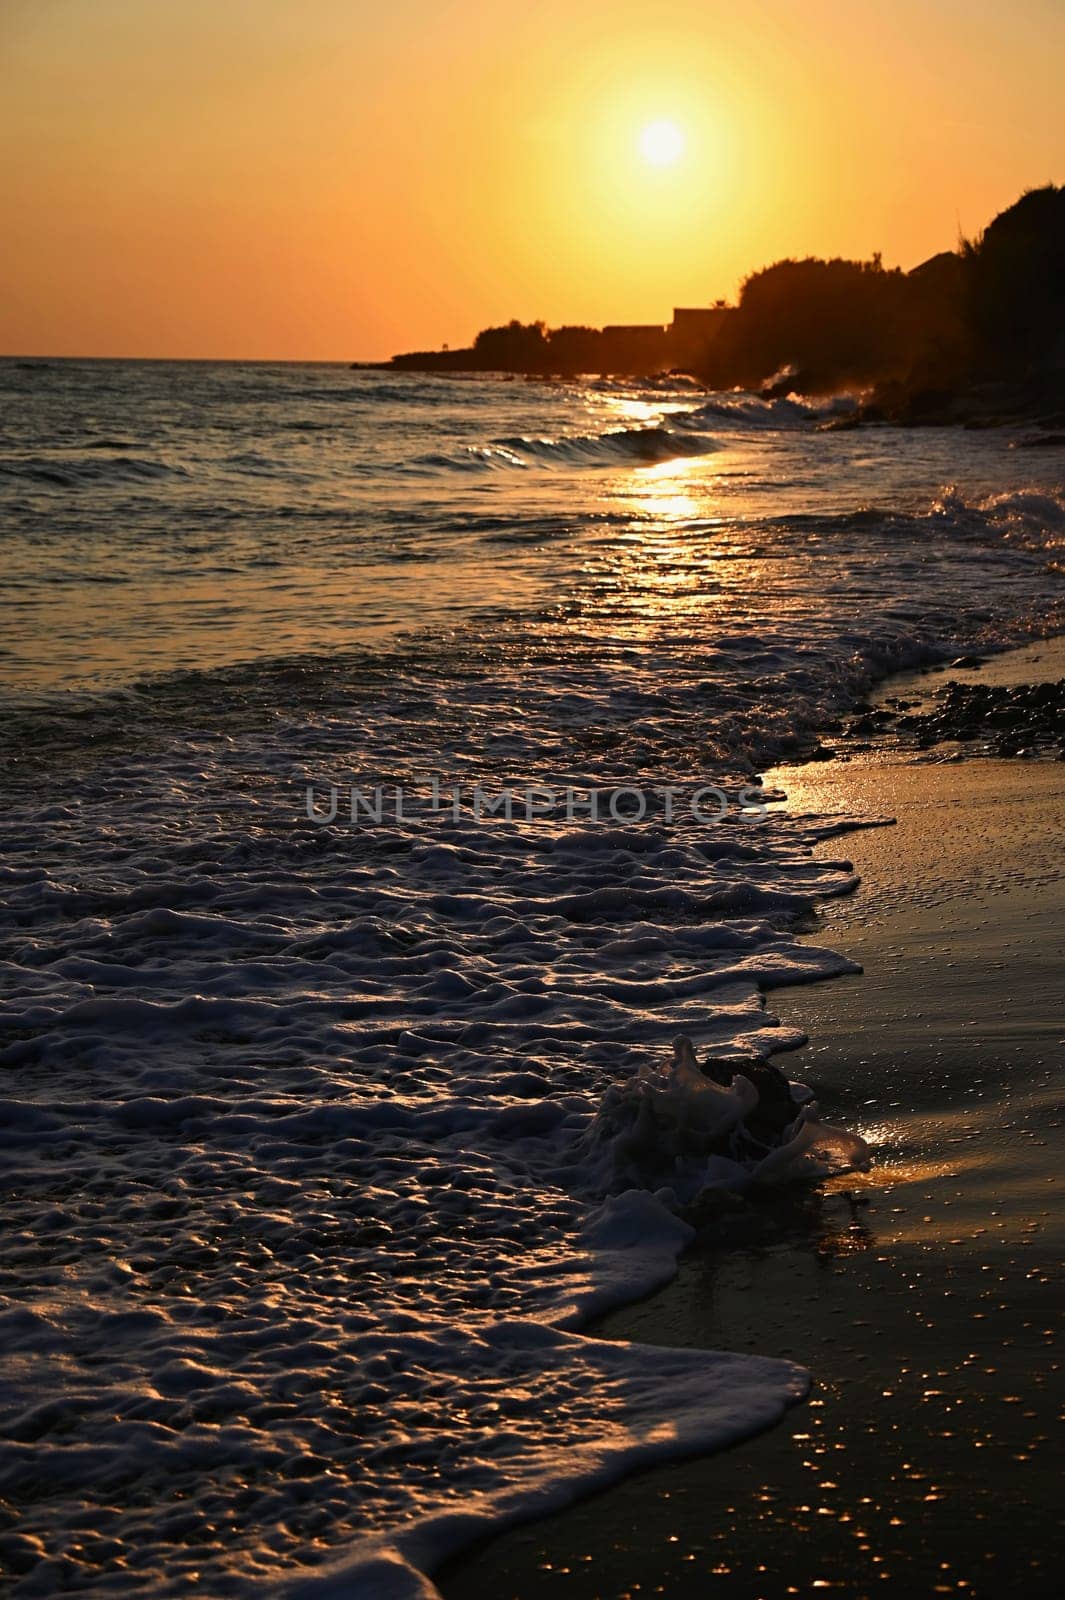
<box><xmin>627</xmin><ymin>457</ymin><xmax>703</xmax><ymax>521</ymax></box>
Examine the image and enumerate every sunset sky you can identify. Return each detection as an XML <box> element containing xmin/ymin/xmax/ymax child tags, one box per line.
<box><xmin>2</xmin><ymin>0</ymin><xmax>1062</xmax><ymax>360</ymax></box>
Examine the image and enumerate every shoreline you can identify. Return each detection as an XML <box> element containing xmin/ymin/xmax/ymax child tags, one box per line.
<box><xmin>440</xmin><ymin>642</ymin><xmax>1064</xmax><ymax>1600</ymax></box>
<box><xmin>5</xmin><ymin>348</ymin><xmax>1062</xmax><ymax>1598</ymax></box>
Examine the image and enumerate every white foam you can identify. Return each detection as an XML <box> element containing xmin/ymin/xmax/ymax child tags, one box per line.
<box><xmin>0</xmin><ymin>768</ymin><xmax>868</xmax><ymax>1597</ymax></box>
<box><xmin>273</xmin><ymin>1331</ymin><xmax>806</xmax><ymax>1600</ymax></box>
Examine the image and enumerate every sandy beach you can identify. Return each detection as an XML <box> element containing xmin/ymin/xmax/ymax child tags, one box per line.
<box><xmin>441</xmin><ymin>644</ymin><xmax>1064</xmax><ymax>1600</ymax></box>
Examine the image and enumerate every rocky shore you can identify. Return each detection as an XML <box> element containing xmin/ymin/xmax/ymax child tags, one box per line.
<box><xmin>846</xmin><ymin>671</ymin><xmax>1065</xmax><ymax>758</ymax></box>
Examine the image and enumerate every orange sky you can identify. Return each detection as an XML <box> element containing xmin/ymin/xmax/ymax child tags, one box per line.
<box><xmin>1</xmin><ymin>0</ymin><xmax>1062</xmax><ymax>360</ymax></box>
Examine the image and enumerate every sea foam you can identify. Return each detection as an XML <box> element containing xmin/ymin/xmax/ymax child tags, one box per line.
<box><xmin>0</xmin><ymin>756</ymin><xmax>868</xmax><ymax>1599</ymax></box>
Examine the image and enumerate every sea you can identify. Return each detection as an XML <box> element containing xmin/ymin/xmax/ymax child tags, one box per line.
<box><xmin>1</xmin><ymin>359</ymin><xmax>1062</xmax><ymax>1598</ymax></box>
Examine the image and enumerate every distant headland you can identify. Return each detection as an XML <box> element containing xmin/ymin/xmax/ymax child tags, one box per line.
<box><xmin>370</xmin><ymin>186</ymin><xmax>1064</xmax><ymax>425</ymax></box>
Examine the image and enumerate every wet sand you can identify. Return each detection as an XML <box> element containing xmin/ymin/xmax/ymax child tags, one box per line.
<box><xmin>441</xmin><ymin>659</ymin><xmax>1064</xmax><ymax>1600</ymax></box>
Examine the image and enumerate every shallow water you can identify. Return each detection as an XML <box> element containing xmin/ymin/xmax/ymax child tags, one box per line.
<box><xmin>2</xmin><ymin>362</ymin><xmax>1062</xmax><ymax>697</ymax></box>
<box><xmin>0</xmin><ymin>363</ymin><xmax>1063</xmax><ymax>1597</ymax></box>
<box><xmin>441</xmin><ymin>748</ymin><xmax>1063</xmax><ymax>1600</ymax></box>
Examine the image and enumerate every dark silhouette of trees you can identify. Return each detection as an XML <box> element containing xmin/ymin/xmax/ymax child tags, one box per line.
<box><xmin>546</xmin><ymin>325</ymin><xmax>604</xmax><ymax>373</ymax></box>
<box><xmin>472</xmin><ymin>319</ymin><xmax>549</xmax><ymax>370</ymax></box>
<box><xmin>701</xmin><ymin>256</ymin><xmax>911</xmax><ymax>391</ymax></box>
<box><xmin>696</xmin><ymin>185</ymin><xmax>1064</xmax><ymax>408</ymax></box>
<box><xmin>387</xmin><ymin>186</ymin><xmax>1064</xmax><ymax>415</ymax></box>
<box><xmin>965</xmin><ymin>185</ymin><xmax>1065</xmax><ymax>373</ymax></box>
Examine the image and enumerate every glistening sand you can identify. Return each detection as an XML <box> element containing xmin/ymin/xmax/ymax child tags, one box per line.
<box><xmin>441</xmin><ymin>682</ymin><xmax>1064</xmax><ymax>1600</ymax></box>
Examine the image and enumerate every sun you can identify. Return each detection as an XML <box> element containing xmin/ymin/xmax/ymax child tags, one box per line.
<box><xmin>638</xmin><ymin>119</ymin><xmax>685</xmax><ymax>168</ymax></box>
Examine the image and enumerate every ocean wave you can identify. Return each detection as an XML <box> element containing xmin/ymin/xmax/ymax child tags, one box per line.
<box><xmin>0</xmin><ymin>452</ymin><xmax>188</xmax><ymax>488</ymax></box>
<box><xmin>677</xmin><ymin>391</ymin><xmax>857</xmax><ymax>430</ymax></box>
<box><xmin>588</xmin><ymin>373</ymin><xmax>707</xmax><ymax>394</ymax></box>
<box><xmin>408</xmin><ymin>424</ymin><xmax>721</xmax><ymax>473</ymax></box>
<box><xmin>961</xmin><ymin>487</ymin><xmax>1065</xmax><ymax>553</ymax></box>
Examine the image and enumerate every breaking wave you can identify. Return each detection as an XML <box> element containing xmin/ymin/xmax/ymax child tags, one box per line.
<box><xmin>677</xmin><ymin>391</ymin><xmax>858</xmax><ymax>430</ymax></box>
<box><xmin>408</xmin><ymin>423</ymin><xmax>721</xmax><ymax>473</ymax></box>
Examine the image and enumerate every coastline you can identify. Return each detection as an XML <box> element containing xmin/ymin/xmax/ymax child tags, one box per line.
<box><xmin>440</xmin><ymin>640</ymin><xmax>1065</xmax><ymax>1600</ymax></box>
